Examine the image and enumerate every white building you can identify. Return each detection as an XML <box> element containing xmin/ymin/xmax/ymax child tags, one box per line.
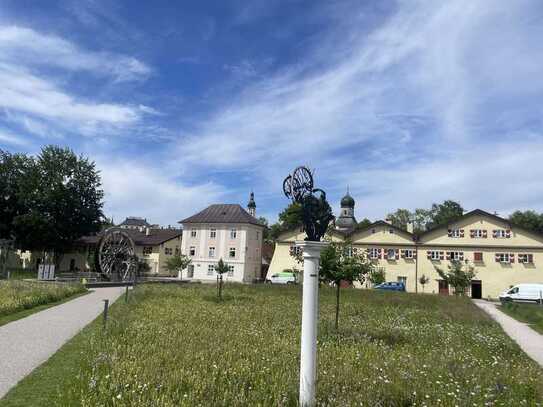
<box><xmin>179</xmin><ymin>196</ymin><xmax>264</xmax><ymax>283</ymax></box>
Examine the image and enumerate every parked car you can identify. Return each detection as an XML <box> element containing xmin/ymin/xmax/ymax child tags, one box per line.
<box><xmin>374</xmin><ymin>282</ymin><xmax>406</xmax><ymax>292</ymax></box>
<box><xmin>499</xmin><ymin>284</ymin><xmax>543</xmax><ymax>303</ymax></box>
<box><xmin>266</xmin><ymin>272</ymin><xmax>297</xmax><ymax>285</ymax></box>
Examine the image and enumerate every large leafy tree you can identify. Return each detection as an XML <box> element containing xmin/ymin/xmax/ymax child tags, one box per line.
<box><xmin>386</xmin><ymin>209</ymin><xmax>412</xmax><ymax>230</ymax></box>
<box><xmin>278</xmin><ymin>202</ymin><xmax>303</xmax><ymax>230</ymax></box>
<box><xmin>509</xmin><ymin>210</ymin><xmax>543</xmax><ymax>234</ymax></box>
<box><xmin>10</xmin><ymin>146</ymin><xmax>104</xmax><ymax>267</ymax></box>
<box><xmin>427</xmin><ymin>200</ymin><xmax>464</xmax><ymax>229</ymax></box>
<box><xmin>435</xmin><ymin>260</ymin><xmax>476</xmax><ymax>296</ymax></box>
<box><xmin>355</xmin><ymin>218</ymin><xmax>372</xmax><ymax>230</ymax></box>
<box><xmin>320</xmin><ymin>241</ymin><xmax>373</xmax><ymax>329</ymax></box>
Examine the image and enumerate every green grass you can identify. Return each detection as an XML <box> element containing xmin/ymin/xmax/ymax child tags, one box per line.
<box><xmin>0</xmin><ymin>290</ymin><xmax>90</xmax><ymax>327</ymax></box>
<box><xmin>500</xmin><ymin>301</ymin><xmax>543</xmax><ymax>334</ymax></box>
<box><xmin>0</xmin><ymin>280</ymin><xmax>87</xmax><ymax>318</ymax></box>
<box><xmin>2</xmin><ymin>284</ymin><xmax>543</xmax><ymax>406</ymax></box>
<box><xmin>2</xmin><ymin>268</ymin><xmax>36</xmax><ymax>280</ymax></box>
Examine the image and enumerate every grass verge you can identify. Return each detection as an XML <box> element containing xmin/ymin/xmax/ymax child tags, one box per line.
<box><xmin>2</xmin><ymin>284</ymin><xmax>543</xmax><ymax>406</ymax></box>
<box><xmin>500</xmin><ymin>301</ymin><xmax>543</xmax><ymax>334</ymax></box>
<box><xmin>0</xmin><ymin>290</ymin><xmax>90</xmax><ymax>327</ymax></box>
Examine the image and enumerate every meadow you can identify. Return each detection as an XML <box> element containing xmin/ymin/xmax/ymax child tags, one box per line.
<box><xmin>0</xmin><ymin>280</ymin><xmax>86</xmax><ymax>319</ymax></box>
<box><xmin>2</xmin><ymin>284</ymin><xmax>543</xmax><ymax>406</ymax></box>
<box><xmin>500</xmin><ymin>301</ymin><xmax>543</xmax><ymax>334</ymax></box>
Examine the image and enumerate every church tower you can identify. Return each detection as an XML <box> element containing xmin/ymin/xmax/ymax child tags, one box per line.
<box><xmin>335</xmin><ymin>189</ymin><xmax>357</xmax><ymax>233</ymax></box>
<box><xmin>247</xmin><ymin>191</ymin><xmax>256</xmax><ymax>217</ymax></box>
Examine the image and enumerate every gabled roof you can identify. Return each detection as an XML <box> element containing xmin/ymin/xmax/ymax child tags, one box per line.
<box><xmin>348</xmin><ymin>220</ymin><xmax>416</xmax><ymax>239</ymax></box>
<box><xmin>118</xmin><ymin>217</ymin><xmax>151</xmax><ymax>227</ymax></box>
<box><xmin>417</xmin><ymin>208</ymin><xmax>543</xmax><ymax>239</ymax></box>
<box><xmin>179</xmin><ymin>204</ymin><xmax>264</xmax><ymax>227</ymax></box>
<box><xmin>79</xmin><ymin>228</ymin><xmax>182</xmax><ymax>246</ymax></box>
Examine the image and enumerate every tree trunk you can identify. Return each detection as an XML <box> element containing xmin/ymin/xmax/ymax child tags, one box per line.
<box><xmin>335</xmin><ymin>282</ymin><xmax>340</xmax><ymax>330</ymax></box>
<box><xmin>219</xmin><ymin>275</ymin><xmax>223</xmax><ymax>300</ymax></box>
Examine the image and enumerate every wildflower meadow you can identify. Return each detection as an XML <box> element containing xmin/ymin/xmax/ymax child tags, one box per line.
<box><xmin>5</xmin><ymin>284</ymin><xmax>543</xmax><ymax>406</ymax></box>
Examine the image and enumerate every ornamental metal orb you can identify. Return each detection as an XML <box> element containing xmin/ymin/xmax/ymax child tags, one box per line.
<box><xmin>96</xmin><ymin>228</ymin><xmax>137</xmax><ymax>281</ymax></box>
<box><xmin>283</xmin><ymin>166</ymin><xmax>314</xmax><ymax>202</ymax></box>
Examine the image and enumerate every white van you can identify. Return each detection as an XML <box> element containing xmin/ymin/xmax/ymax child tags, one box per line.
<box><xmin>266</xmin><ymin>272</ymin><xmax>297</xmax><ymax>285</ymax></box>
<box><xmin>499</xmin><ymin>284</ymin><xmax>543</xmax><ymax>303</ymax></box>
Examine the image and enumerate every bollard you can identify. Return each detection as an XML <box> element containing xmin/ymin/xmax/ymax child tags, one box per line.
<box><xmin>102</xmin><ymin>299</ymin><xmax>109</xmax><ymax>330</ymax></box>
<box><xmin>125</xmin><ymin>285</ymin><xmax>129</xmax><ymax>303</ymax></box>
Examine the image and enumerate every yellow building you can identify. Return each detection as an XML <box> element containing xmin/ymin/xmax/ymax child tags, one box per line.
<box><xmin>268</xmin><ymin>195</ymin><xmax>543</xmax><ymax>299</ymax></box>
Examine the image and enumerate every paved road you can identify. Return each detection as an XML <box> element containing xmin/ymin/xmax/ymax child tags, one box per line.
<box><xmin>0</xmin><ymin>286</ymin><xmax>124</xmax><ymax>399</ymax></box>
<box><xmin>474</xmin><ymin>300</ymin><xmax>543</xmax><ymax>367</ymax></box>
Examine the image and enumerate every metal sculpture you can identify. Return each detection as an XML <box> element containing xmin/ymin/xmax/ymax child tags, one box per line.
<box><xmin>283</xmin><ymin>166</ymin><xmax>334</xmax><ymax>241</ymax></box>
<box><xmin>96</xmin><ymin>228</ymin><xmax>137</xmax><ymax>281</ymax></box>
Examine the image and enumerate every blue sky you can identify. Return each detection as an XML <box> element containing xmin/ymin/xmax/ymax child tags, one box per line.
<box><xmin>1</xmin><ymin>0</ymin><xmax>543</xmax><ymax>226</ymax></box>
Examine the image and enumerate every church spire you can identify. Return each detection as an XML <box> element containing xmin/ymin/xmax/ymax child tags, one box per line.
<box><xmin>247</xmin><ymin>191</ymin><xmax>256</xmax><ymax>217</ymax></box>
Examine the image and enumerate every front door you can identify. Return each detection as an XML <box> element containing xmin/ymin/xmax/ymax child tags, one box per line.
<box><xmin>471</xmin><ymin>280</ymin><xmax>482</xmax><ymax>299</ymax></box>
<box><xmin>438</xmin><ymin>280</ymin><xmax>449</xmax><ymax>295</ymax></box>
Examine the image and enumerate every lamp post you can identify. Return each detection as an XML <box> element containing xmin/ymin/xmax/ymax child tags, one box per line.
<box><xmin>283</xmin><ymin>166</ymin><xmax>334</xmax><ymax>406</ymax></box>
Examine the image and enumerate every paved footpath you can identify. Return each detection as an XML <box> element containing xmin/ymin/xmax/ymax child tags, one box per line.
<box><xmin>474</xmin><ymin>299</ymin><xmax>543</xmax><ymax>367</ymax></box>
<box><xmin>0</xmin><ymin>286</ymin><xmax>124</xmax><ymax>399</ymax></box>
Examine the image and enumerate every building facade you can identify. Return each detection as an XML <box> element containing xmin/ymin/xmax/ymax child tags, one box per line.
<box><xmin>179</xmin><ymin>198</ymin><xmax>264</xmax><ymax>283</ymax></box>
<box><xmin>268</xmin><ymin>194</ymin><xmax>543</xmax><ymax>298</ymax></box>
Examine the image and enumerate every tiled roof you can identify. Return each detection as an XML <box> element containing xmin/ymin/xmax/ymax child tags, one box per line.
<box><xmin>179</xmin><ymin>204</ymin><xmax>264</xmax><ymax>226</ymax></box>
<box><xmin>118</xmin><ymin>217</ymin><xmax>151</xmax><ymax>227</ymax></box>
<box><xmin>78</xmin><ymin>228</ymin><xmax>182</xmax><ymax>247</ymax></box>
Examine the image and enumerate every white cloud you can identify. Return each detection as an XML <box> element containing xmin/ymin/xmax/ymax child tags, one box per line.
<box><xmin>0</xmin><ymin>26</ymin><xmax>151</xmax><ymax>82</ymax></box>
<box><xmin>97</xmin><ymin>159</ymin><xmax>227</xmax><ymax>226</ymax></box>
<box><xmin>0</xmin><ymin>129</ymin><xmax>29</xmax><ymax>147</ymax></box>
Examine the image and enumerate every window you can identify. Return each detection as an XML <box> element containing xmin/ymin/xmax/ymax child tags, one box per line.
<box><xmin>385</xmin><ymin>248</ymin><xmax>398</xmax><ymax>260</ymax></box>
<box><xmin>289</xmin><ymin>245</ymin><xmax>302</xmax><ymax>256</ymax></box>
<box><xmin>493</xmin><ymin>229</ymin><xmax>511</xmax><ymax>238</ymax></box>
<box><xmin>495</xmin><ymin>253</ymin><xmax>514</xmax><ymax>263</ymax></box>
<box><xmin>175</xmin><ymin>246</ymin><xmax>180</xmax><ymax>255</ymax></box>
<box><xmin>164</xmin><ymin>247</ymin><xmax>173</xmax><ymax>255</ymax></box>
<box><xmin>210</xmin><ymin>228</ymin><xmax>217</xmax><ymax>238</ymax></box>
<box><xmin>368</xmin><ymin>248</ymin><xmax>381</xmax><ymax>260</ymax></box>
<box><xmin>256</xmin><ymin>231</ymin><xmax>260</xmax><ymax>240</ymax></box>
<box><xmin>519</xmin><ymin>254</ymin><xmax>534</xmax><ymax>264</ymax></box>
<box><xmin>401</xmin><ymin>249</ymin><xmax>415</xmax><ymax>259</ymax></box>
<box><xmin>230</xmin><ymin>229</ymin><xmax>237</xmax><ymax>239</ymax></box>
<box><xmin>187</xmin><ymin>265</ymin><xmax>194</xmax><ymax>278</ymax></box>
<box><xmin>190</xmin><ymin>229</ymin><xmax>197</xmax><ymax>238</ymax></box>
<box><xmin>427</xmin><ymin>251</ymin><xmax>444</xmax><ymax>261</ymax></box>
<box><xmin>398</xmin><ymin>276</ymin><xmax>407</xmax><ymax>285</ymax></box>
<box><xmin>229</xmin><ymin>247</ymin><xmax>236</xmax><ymax>258</ymax></box>
<box><xmin>207</xmin><ymin>264</ymin><xmax>215</xmax><ymax>275</ymax></box>
<box><xmin>189</xmin><ymin>246</ymin><xmax>196</xmax><ymax>256</ymax></box>
<box><xmin>474</xmin><ymin>252</ymin><xmax>483</xmax><ymax>262</ymax></box>
<box><xmin>446</xmin><ymin>251</ymin><xmax>464</xmax><ymax>261</ymax></box>
<box><xmin>208</xmin><ymin>247</ymin><xmax>215</xmax><ymax>258</ymax></box>
<box><xmin>389</xmin><ymin>229</ymin><xmax>394</xmax><ymax>234</ymax></box>
<box><xmin>448</xmin><ymin>229</ymin><xmax>464</xmax><ymax>238</ymax></box>
<box><xmin>143</xmin><ymin>246</ymin><xmax>153</xmax><ymax>255</ymax></box>
<box><xmin>227</xmin><ymin>265</ymin><xmax>234</xmax><ymax>277</ymax></box>
<box><xmin>470</xmin><ymin>229</ymin><xmax>487</xmax><ymax>238</ymax></box>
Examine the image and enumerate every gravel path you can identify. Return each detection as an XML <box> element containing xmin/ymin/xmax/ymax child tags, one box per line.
<box><xmin>474</xmin><ymin>299</ymin><xmax>543</xmax><ymax>367</ymax></box>
<box><xmin>0</xmin><ymin>286</ymin><xmax>124</xmax><ymax>399</ymax></box>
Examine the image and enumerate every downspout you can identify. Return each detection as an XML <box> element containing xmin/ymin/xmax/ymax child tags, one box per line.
<box><xmin>414</xmin><ymin>235</ymin><xmax>419</xmax><ymax>294</ymax></box>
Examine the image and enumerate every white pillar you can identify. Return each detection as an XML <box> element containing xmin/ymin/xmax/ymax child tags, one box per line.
<box><xmin>296</xmin><ymin>240</ymin><xmax>329</xmax><ymax>407</ymax></box>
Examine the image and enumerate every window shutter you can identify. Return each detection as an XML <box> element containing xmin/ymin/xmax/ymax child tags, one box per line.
<box><xmin>529</xmin><ymin>254</ymin><xmax>534</xmax><ymax>263</ymax></box>
<box><xmin>400</xmin><ymin>250</ymin><xmax>405</xmax><ymax>258</ymax></box>
<box><xmin>395</xmin><ymin>249</ymin><xmax>400</xmax><ymax>260</ymax></box>
<box><xmin>378</xmin><ymin>248</ymin><xmax>382</xmax><ymax>259</ymax></box>
<box><xmin>470</xmin><ymin>229</ymin><xmax>475</xmax><ymax>238</ymax></box>
<box><xmin>447</xmin><ymin>229</ymin><xmax>452</xmax><ymax>237</ymax></box>
<box><xmin>493</xmin><ymin>230</ymin><xmax>498</xmax><ymax>238</ymax></box>
<box><xmin>506</xmin><ymin>230</ymin><xmax>511</xmax><ymax>238</ymax></box>
<box><xmin>495</xmin><ymin>253</ymin><xmax>500</xmax><ymax>262</ymax></box>
<box><xmin>459</xmin><ymin>252</ymin><xmax>464</xmax><ymax>261</ymax></box>
<box><xmin>460</xmin><ymin>230</ymin><xmax>465</xmax><ymax>238</ymax></box>
<box><xmin>446</xmin><ymin>252</ymin><xmax>451</xmax><ymax>260</ymax></box>
<box><xmin>439</xmin><ymin>251</ymin><xmax>444</xmax><ymax>260</ymax></box>
<box><xmin>383</xmin><ymin>249</ymin><xmax>388</xmax><ymax>260</ymax></box>
<box><xmin>483</xmin><ymin>230</ymin><xmax>488</xmax><ymax>238</ymax></box>
<box><xmin>510</xmin><ymin>254</ymin><xmax>515</xmax><ymax>263</ymax></box>
<box><xmin>427</xmin><ymin>251</ymin><xmax>432</xmax><ymax>260</ymax></box>
<box><xmin>413</xmin><ymin>251</ymin><xmax>417</xmax><ymax>259</ymax></box>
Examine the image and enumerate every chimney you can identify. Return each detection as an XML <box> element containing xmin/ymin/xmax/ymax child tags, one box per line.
<box><xmin>406</xmin><ymin>221</ymin><xmax>414</xmax><ymax>234</ymax></box>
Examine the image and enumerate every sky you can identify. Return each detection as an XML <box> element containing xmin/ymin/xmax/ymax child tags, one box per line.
<box><xmin>1</xmin><ymin>0</ymin><xmax>543</xmax><ymax>226</ymax></box>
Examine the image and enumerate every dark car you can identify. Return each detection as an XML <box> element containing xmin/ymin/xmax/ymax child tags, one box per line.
<box><xmin>374</xmin><ymin>282</ymin><xmax>406</xmax><ymax>292</ymax></box>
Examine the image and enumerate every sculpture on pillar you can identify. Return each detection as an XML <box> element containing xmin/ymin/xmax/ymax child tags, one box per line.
<box><xmin>283</xmin><ymin>166</ymin><xmax>335</xmax><ymax>241</ymax></box>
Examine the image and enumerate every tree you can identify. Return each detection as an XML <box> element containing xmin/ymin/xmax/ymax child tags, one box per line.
<box><xmin>412</xmin><ymin>208</ymin><xmax>432</xmax><ymax>234</ymax></box>
<box><xmin>355</xmin><ymin>218</ymin><xmax>372</xmax><ymax>230</ymax></box>
<box><xmin>419</xmin><ymin>274</ymin><xmax>430</xmax><ymax>292</ymax></box>
<box><xmin>163</xmin><ymin>254</ymin><xmax>192</xmax><ymax>278</ymax></box>
<box><xmin>278</xmin><ymin>202</ymin><xmax>303</xmax><ymax>229</ymax></box>
<box><xmin>509</xmin><ymin>210</ymin><xmax>543</xmax><ymax>234</ymax></box>
<box><xmin>368</xmin><ymin>267</ymin><xmax>386</xmax><ymax>286</ymax></box>
<box><xmin>435</xmin><ymin>260</ymin><xmax>476</xmax><ymax>296</ymax></box>
<box><xmin>427</xmin><ymin>200</ymin><xmax>464</xmax><ymax>229</ymax></box>
<box><xmin>386</xmin><ymin>209</ymin><xmax>411</xmax><ymax>230</ymax></box>
<box><xmin>215</xmin><ymin>258</ymin><xmax>229</xmax><ymax>300</ymax></box>
<box><xmin>268</xmin><ymin>223</ymin><xmax>283</xmax><ymax>241</ymax></box>
<box><xmin>320</xmin><ymin>241</ymin><xmax>373</xmax><ymax>329</ymax></box>
<box><xmin>10</xmin><ymin>146</ymin><xmax>104</xmax><ymax>269</ymax></box>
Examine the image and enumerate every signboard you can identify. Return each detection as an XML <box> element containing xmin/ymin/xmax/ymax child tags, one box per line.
<box><xmin>37</xmin><ymin>264</ymin><xmax>55</xmax><ymax>280</ymax></box>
